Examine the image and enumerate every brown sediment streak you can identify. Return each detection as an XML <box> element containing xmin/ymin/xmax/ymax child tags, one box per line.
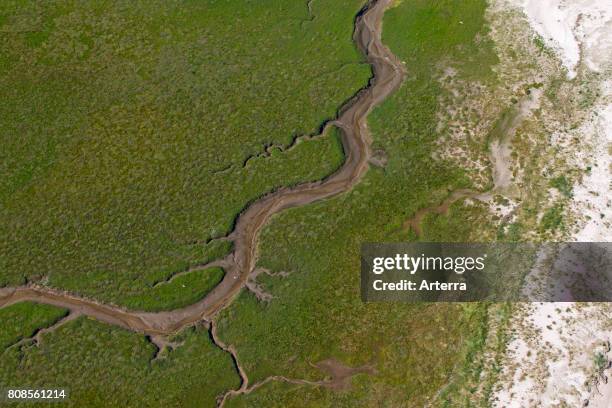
<box><xmin>402</xmin><ymin>189</ymin><xmax>478</xmax><ymax>237</ymax></box>
<box><xmin>0</xmin><ymin>0</ymin><xmax>405</xmax><ymax>336</ymax></box>
<box><xmin>217</xmin><ymin>358</ymin><xmax>376</xmax><ymax>407</ymax></box>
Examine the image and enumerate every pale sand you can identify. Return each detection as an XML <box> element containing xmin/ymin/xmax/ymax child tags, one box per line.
<box><xmin>492</xmin><ymin>1</ymin><xmax>612</xmax><ymax>407</ymax></box>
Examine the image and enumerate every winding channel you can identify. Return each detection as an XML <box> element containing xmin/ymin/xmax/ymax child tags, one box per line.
<box><xmin>0</xmin><ymin>0</ymin><xmax>406</xmax><ymax>337</ymax></box>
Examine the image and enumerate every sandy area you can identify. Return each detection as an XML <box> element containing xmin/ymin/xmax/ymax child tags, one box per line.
<box><xmin>519</xmin><ymin>0</ymin><xmax>612</xmax><ymax>78</ymax></box>
<box><xmin>573</xmin><ymin>85</ymin><xmax>612</xmax><ymax>242</ymax></box>
<box><xmin>491</xmin><ymin>0</ymin><xmax>612</xmax><ymax>406</ymax></box>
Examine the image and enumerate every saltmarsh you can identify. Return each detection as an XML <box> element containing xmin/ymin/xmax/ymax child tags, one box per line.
<box><xmin>218</xmin><ymin>0</ymin><xmax>500</xmax><ymax>405</ymax></box>
<box><xmin>0</xmin><ymin>302</ymin><xmax>67</xmax><ymax>350</ymax></box>
<box><xmin>0</xmin><ymin>0</ymin><xmax>368</xmax><ymax>306</ymax></box>
<box><xmin>0</xmin><ymin>313</ymin><xmax>239</xmax><ymax>407</ymax></box>
<box><xmin>2</xmin><ymin>0</ymin><xmax>509</xmax><ymax>406</ymax></box>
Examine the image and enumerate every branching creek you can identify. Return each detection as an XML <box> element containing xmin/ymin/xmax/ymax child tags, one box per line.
<box><xmin>0</xmin><ymin>0</ymin><xmax>406</xmax><ymax>404</ymax></box>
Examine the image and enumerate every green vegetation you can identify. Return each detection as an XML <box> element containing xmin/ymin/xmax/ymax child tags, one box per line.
<box><xmin>540</xmin><ymin>204</ymin><xmax>565</xmax><ymax>232</ymax></box>
<box><xmin>1</xmin><ymin>0</ymin><xmax>513</xmax><ymax>406</ymax></box>
<box><xmin>0</xmin><ymin>302</ymin><xmax>67</xmax><ymax>349</ymax></box>
<box><xmin>217</xmin><ymin>0</ymin><xmax>499</xmax><ymax>405</ymax></box>
<box><xmin>550</xmin><ymin>175</ymin><xmax>573</xmax><ymax>198</ymax></box>
<box><xmin>435</xmin><ymin>304</ymin><xmax>489</xmax><ymax>406</ymax></box>
<box><xmin>533</xmin><ymin>35</ymin><xmax>546</xmax><ymax>52</ymax></box>
<box><xmin>201</xmin><ymin>240</ymin><xmax>233</xmax><ymax>267</ymax></box>
<box><xmin>594</xmin><ymin>351</ymin><xmax>607</xmax><ymax>373</ymax></box>
<box><xmin>433</xmin><ymin>303</ymin><xmax>513</xmax><ymax>406</ymax></box>
<box><xmin>497</xmin><ymin>222</ymin><xmax>523</xmax><ymax>241</ymax></box>
<box><xmin>421</xmin><ymin>200</ymin><xmax>496</xmax><ymax>242</ymax></box>
<box><xmin>0</xmin><ymin>0</ymin><xmax>368</xmax><ymax>303</ymax></box>
<box><xmin>0</xmin><ymin>316</ymin><xmax>239</xmax><ymax>407</ymax></box>
<box><xmin>121</xmin><ymin>267</ymin><xmax>224</xmax><ymax>312</ymax></box>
